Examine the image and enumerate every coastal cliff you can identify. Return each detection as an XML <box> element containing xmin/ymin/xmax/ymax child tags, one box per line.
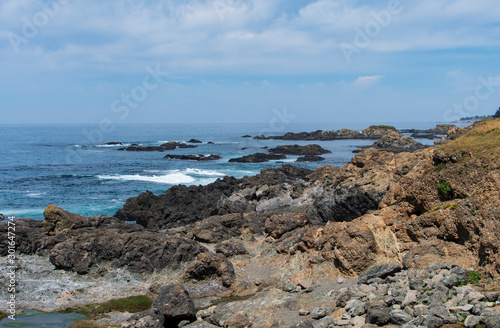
<box><xmin>1</xmin><ymin>119</ymin><xmax>499</xmax><ymax>327</ymax></box>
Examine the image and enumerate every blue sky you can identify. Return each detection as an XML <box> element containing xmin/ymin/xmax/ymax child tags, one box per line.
<box><xmin>1</xmin><ymin>0</ymin><xmax>500</xmax><ymax>124</ymax></box>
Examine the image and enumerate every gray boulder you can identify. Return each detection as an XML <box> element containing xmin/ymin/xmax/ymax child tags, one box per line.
<box><xmin>358</xmin><ymin>263</ymin><xmax>403</xmax><ymax>284</ymax></box>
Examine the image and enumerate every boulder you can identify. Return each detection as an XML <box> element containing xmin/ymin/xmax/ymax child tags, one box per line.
<box><xmin>152</xmin><ymin>284</ymin><xmax>196</xmax><ymax>326</ymax></box>
<box><xmin>358</xmin><ymin>263</ymin><xmax>403</xmax><ymax>284</ymax></box>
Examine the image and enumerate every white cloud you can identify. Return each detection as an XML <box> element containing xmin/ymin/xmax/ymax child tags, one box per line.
<box><xmin>350</xmin><ymin>75</ymin><xmax>384</xmax><ymax>87</ymax></box>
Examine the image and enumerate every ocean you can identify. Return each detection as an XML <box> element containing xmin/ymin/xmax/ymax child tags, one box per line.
<box><xmin>0</xmin><ymin>122</ymin><xmax>457</xmax><ymax>221</ymax></box>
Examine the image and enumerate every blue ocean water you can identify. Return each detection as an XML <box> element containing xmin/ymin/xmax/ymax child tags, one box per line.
<box><xmin>0</xmin><ymin>122</ymin><xmax>460</xmax><ymax>221</ymax></box>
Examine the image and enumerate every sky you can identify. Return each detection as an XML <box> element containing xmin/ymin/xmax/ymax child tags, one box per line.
<box><xmin>1</xmin><ymin>0</ymin><xmax>500</xmax><ymax>124</ymax></box>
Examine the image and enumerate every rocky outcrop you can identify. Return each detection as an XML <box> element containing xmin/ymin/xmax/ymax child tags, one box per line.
<box><xmin>0</xmin><ymin>206</ymin><xmax>208</xmax><ymax>275</ymax></box>
<box><xmin>401</xmin><ymin>124</ymin><xmax>456</xmax><ymax>136</ymax></box>
<box><xmin>115</xmin><ymin>165</ymin><xmax>312</xmax><ymax>229</ymax></box>
<box><xmin>188</xmin><ymin>139</ymin><xmax>203</xmax><ymax>143</ymax></box>
<box><xmin>269</xmin><ymin>144</ymin><xmax>331</xmax><ymax>155</ymax></box>
<box><xmin>118</xmin><ymin>141</ymin><xmax>196</xmax><ymax>151</ymax></box>
<box><xmin>164</xmin><ymin>154</ymin><xmax>222</xmax><ymax>161</ymax></box>
<box><xmin>228</xmin><ymin>153</ymin><xmax>286</xmax><ymax>163</ymax></box>
<box><xmin>252</xmin><ymin>125</ymin><xmax>396</xmax><ymax>140</ymax></box>
<box><xmin>354</xmin><ymin>131</ymin><xmax>427</xmax><ymax>153</ymax></box>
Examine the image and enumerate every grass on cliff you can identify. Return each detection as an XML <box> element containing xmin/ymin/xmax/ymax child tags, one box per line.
<box><xmin>61</xmin><ymin>295</ymin><xmax>152</xmax><ymax>320</ymax></box>
<box><xmin>439</xmin><ymin>118</ymin><xmax>500</xmax><ymax>163</ymax></box>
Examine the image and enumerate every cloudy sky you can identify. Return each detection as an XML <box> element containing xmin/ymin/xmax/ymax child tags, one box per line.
<box><xmin>1</xmin><ymin>0</ymin><xmax>500</xmax><ymax>124</ymax></box>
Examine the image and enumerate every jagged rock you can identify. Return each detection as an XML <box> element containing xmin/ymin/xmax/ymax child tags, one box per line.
<box><xmin>152</xmin><ymin>284</ymin><xmax>196</xmax><ymax>326</ymax></box>
<box><xmin>269</xmin><ymin>144</ymin><xmax>331</xmax><ymax>155</ymax></box>
<box><xmin>164</xmin><ymin>154</ymin><xmax>221</xmax><ymax>161</ymax></box>
<box><xmin>5</xmin><ymin>206</ymin><xmax>207</xmax><ymax>275</ymax></box>
<box><xmin>228</xmin><ymin>153</ymin><xmax>287</xmax><ymax>163</ymax></box>
<box><xmin>188</xmin><ymin>139</ymin><xmax>203</xmax><ymax>143</ymax></box>
<box><xmin>358</xmin><ymin>263</ymin><xmax>403</xmax><ymax>284</ymax></box>
<box><xmin>265</xmin><ymin>212</ymin><xmax>308</xmax><ymax>239</ymax></box>
<box><xmin>182</xmin><ymin>253</ymin><xmax>235</xmax><ymax>288</ymax></box>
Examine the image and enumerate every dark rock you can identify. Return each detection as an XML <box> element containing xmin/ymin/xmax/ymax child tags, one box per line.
<box><xmin>187</xmin><ymin>139</ymin><xmax>203</xmax><ymax>143</ymax></box>
<box><xmin>115</xmin><ymin>165</ymin><xmax>312</xmax><ymax>229</ymax></box>
<box><xmin>358</xmin><ymin>263</ymin><xmax>403</xmax><ymax>284</ymax></box>
<box><xmin>182</xmin><ymin>252</ymin><xmax>235</xmax><ymax>288</ymax></box>
<box><xmin>104</xmin><ymin>142</ymin><xmax>123</xmax><ymax>145</ymax></box>
<box><xmin>365</xmin><ymin>306</ymin><xmax>390</xmax><ymax>325</ymax></box>
<box><xmin>242</xmin><ymin>135</ymin><xmax>252</xmax><ymax>138</ymax></box>
<box><xmin>268</xmin><ymin>144</ymin><xmax>331</xmax><ymax>155</ymax></box>
<box><xmin>118</xmin><ymin>141</ymin><xmax>197</xmax><ymax>152</ymax></box>
<box><xmin>207</xmin><ymin>141</ymin><xmax>214</xmax><ymax>144</ymax></box>
<box><xmin>164</xmin><ymin>154</ymin><xmax>222</xmax><ymax>161</ymax></box>
<box><xmin>152</xmin><ymin>284</ymin><xmax>196</xmax><ymax>326</ymax></box>
<box><xmin>295</xmin><ymin>155</ymin><xmax>325</xmax><ymax>162</ymax></box>
<box><xmin>215</xmin><ymin>240</ymin><xmax>248</xmax><ymax>257</ymax></box>
<box><xmin>265</xmin><ymin>212</ymin><xmax>308</xmax><ymax>239</ymax></box>
<box><xmin>24</xmin><ymin>206</ymin><xmax>207</xmax><ymax>275</ymax></box>
<box><xmin>228</xmin><ymin>153</ymin><xmax>286</xmax><ymax>163</ymax></box>
<box><xmin>411</xmin><ymin>133</ymin><xmax>439</xmax><ymax>139</ymax></box>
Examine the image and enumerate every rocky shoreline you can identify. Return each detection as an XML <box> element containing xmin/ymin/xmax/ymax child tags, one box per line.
<box><xmin>1</xmin><ymin>119</ymin><xmax>499</xmax><ymax>328</ymax></box>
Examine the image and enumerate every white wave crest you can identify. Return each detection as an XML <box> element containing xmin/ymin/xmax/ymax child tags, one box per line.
<box><xmin>98</xmin><ymin>173</ymin><xmax>196</xmax><ymax>184</ymax></box>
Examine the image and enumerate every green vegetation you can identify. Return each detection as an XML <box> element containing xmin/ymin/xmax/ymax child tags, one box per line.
<box><xmin>437</xmin><ymin>181</ymin><xmax>453</xmax><ymax>200</ymax></box>
<box><xmin>468</xmin><ymin>270</ymin><xmax>481</xmax><ymax>284</ymax></box>
<box><xmin>60</xmin><ymin>295</ymin><xmax>152</xmax><ymax>320</ymax></box>
<box><xmin>431</xmin><ymin>162</ymin><xmax>447</xmax><ymax>172</ymax></box>
<box><xmin>368</xmin><ymin>125</ymin><xmax>397</xmax><ymax>131</ymax></box>
<box><xmin>3</xmin><ymin>323</ymin><xmax>29</xmax><ymax>327</ymax></box>
<box><xmin>494</xmin><ymin>107</ymin><xmax>500</xmax><ymax>118</ymax></box>
<box><xmin>439</xmin><ymin>118</ymin><xmax>500</xmax><ymax>162</ymax></box>
<box><xmin>0</xmin><ymin>311</ymin><xmax>8</xmax><ymax>320</ymax></box>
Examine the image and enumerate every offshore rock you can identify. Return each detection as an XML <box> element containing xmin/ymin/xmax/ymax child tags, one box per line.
<box><xmin>228</xmin><ymin>153</ymin><xmax>286</xmax><ymax>163</ymax></box>
<box><xmin>354</xmin><ymin>132</ymin><xmax>427</xmax><ymax>154</ymax></box>
<box><xmin>164</xmin><ymin>154</ymin><xmax>222</xmax><ymax>161</ymax></box>
<box><xmin>268</xmin><ymin>144</ymin><xmax>331</xmax><ymax>155</ymax></box>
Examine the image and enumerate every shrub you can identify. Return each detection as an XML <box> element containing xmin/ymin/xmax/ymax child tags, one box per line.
<box><xmin>467</xmin><ymin>270</ymin><xmax>481</xmax><ymax>284</ymax></box>
<box><xmin>437</xmin><ymin>181</ymin><xmax>453</xmax><ymax>200</ymax></box>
